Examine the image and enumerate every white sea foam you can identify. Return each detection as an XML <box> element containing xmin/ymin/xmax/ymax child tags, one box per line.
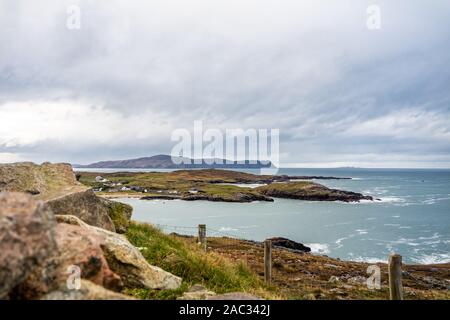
<box><xmin>351</xmin><ymin>256</ymin><xmax>385</xmax><ymax>264</ymax></box>
<box><xmin>411</xmin><ymin>253</ymin><xmax>450</xmax><ymax>264</ymax></box>
<box><xmin>418</xmin><ymin>233</ymin><xmax>440</xmax><ymax>240</ymax></box>
<box><xmin>306</xmin><ymin>243</ymin><xmax>330</xmax><ymax>254</ymax></box>
<box><xmin>356</xmin><ymin>229</ymin><xmax>368</xmax><ymax>235</ymax></box>
<box><xmin>379</xmin><ymin>196</ymin><xmax>406</xmax><ymax>203</ymax></box>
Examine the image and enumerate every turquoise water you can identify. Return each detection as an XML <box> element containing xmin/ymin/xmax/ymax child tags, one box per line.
<box><xmin>113</xmin><ymin>168</ymin><xmax>450</xmax><ymax>264</ymax></box>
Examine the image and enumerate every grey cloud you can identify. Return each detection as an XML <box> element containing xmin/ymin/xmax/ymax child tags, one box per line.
<box><xmin>0</xmin><ymin>0</ymin><xmax>450</xmax><ymax>167</ymax></box>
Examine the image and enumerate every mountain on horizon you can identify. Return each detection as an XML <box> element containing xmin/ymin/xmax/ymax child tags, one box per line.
<box><xmin>73</xmin><ymin>154</ymin><xmax>273</xmax><ymax>169</ymax></box>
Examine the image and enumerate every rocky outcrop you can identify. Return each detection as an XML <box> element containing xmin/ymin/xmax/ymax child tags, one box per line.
<box><xmin>257</xmin><ymin>182</ymin><xmax>373</xmax><ymax>202</ymax></box>
<box><xmin>11</xmin><ymin>219</ymin><xmax>123</xmax><ymax>299</ymax></box>
<box><xmin>141</xmin><ymin>192</ymin><xmax>274</xmax><ymax>203</ymax></box>
<box><xmin>56</xmin><ymin>215</ymin><xmax>182</xmax><ymax>290</ymax></box>
<box><xmin>42</xmin><ymin>280</ymin><xmax>134</xmax><ymax>300</ymax></box>
<box><xmin>0</xmin><ymin>192</ymin><xmax>180</xmax><ymax>300</ymax></box>
<box><xmin>0</xmin><ymin>162</ymin><xmax>132</xmax><ymax>232</ymax></box>
<box><xmin>181</xmin><ymin>192</ymin><xmax>274</xmax><ymax>203</ymax></box>
<box><xmin>268</xmin><ymin>237</ymin><xmax>311</xmax><ymax>253</ymax></box>
<box><xmin>0</xmin><ymin>192</ymin><xmax>57</xmax><ymax>299</ymax></box>
<box><xmin>44</xmin><ymin>189</ymin><xmax>116</xmax><ymax>232</ymax></box>
<box><xmin>0</xmin><ymin>162</ymin><xmax>80</xmax><ymax>197</ymax></box>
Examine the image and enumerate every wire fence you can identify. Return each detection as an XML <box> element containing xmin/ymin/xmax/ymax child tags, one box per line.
<box><xmin>152</xmin><ymin>222</ymin><xmax>436</xmax><ymax>296</ymax></box>
<box><xmin>153</xmin><ymin>223</ymin><xmax>263</xmax><ymax>252</ymax></box>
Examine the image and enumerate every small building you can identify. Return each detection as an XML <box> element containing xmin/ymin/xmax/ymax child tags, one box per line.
<box><xmin>188</xmin><ymin>188</ymin><xmax>198</xmax><ymax>194</ymax></box>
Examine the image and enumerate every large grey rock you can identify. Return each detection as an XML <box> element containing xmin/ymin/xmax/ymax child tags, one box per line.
<box><xmin>42</xmin><ymin>280</ymin><xmax>134</xmax><ymax>300</ymax></box>
<box><xmin>56</xmin><ymin>215</ymin><xmax>182</xmax><ymax>290</ymax></box>
<box><xmin>0</xmin><ymin>192</ymin><xmax>57</xmax><ymax>299</ymax></box>
<box><xmin>45</xmin><ymin>189</ymin><xmax>116</xmax><ymax>232</ymax></box>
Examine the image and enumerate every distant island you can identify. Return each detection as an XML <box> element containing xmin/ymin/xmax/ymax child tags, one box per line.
<box><xmin>73</xmin><ymin>154</ymin><xmax>272</xmax><ymax>169</ymax></box>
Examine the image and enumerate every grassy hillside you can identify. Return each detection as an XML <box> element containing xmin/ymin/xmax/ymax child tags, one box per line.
<box><xmin>124</xmin><ymin>222</ymin><xmax>276</xmax><ymax>299</ymax></box>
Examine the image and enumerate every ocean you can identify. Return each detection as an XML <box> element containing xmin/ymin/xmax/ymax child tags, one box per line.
<box><xmin>92</xmin><ymin>167</ymin><xmax>450</xmax><ymax>264</ymax></box>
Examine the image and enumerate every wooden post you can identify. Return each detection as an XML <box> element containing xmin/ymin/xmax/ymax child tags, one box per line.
<box><xmin>198</xmin><ymin>224</ymin><xmax>207</xmax><ymax>252</ymax></box>
<box><xmin>264</xmin><ymin>239</ymin><xmax>272</xmax><ymax>284</ymax></box>
<box><xmin>388</xmin><ymin>253</ymin><xmax>403</xmax><ymax>300</ymax></box>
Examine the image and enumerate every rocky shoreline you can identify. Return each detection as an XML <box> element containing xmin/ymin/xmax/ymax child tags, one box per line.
<box><xmin>77</xmin><ymin>169</ymin><xmax>372</xmax><ymax>203</ymax></box>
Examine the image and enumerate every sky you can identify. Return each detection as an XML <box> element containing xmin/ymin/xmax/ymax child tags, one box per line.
<box><xmin>0</xmin><ymin>0</ymin><xmax>449</xmax><ymax>168</ymax></box>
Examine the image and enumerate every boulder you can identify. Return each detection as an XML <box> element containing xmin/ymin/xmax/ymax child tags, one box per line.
<box><xmin>268</xmin><ymin>237</ymin><xmax>311</xmax><ymax>253</ymax></box>
<box><xmin>56</xmin><ymin>215</ymin><xmax>182</xmax><ymax>290</ymax></box>
<box><xmin>42</xmin><ymin>280</ymin><xmax>135</xmax><ymax>300</ymax></box>
<box><xmin>0</xmin><ymin>162</ymin><xmax>132</xmax><ymax>232</ymax></box>
<box><xmin>44</xmin><ymin>189</ymin><xmax>116</xmax><ymax>232</ymax></box>
<box><xmin>14</xmin><ymin>223</ymin><xmax>122</xmax><ymax>299</ymax></box>
<box><xmin>0</xmin><ymin>192</ymin><xmax>57</xmax><ymax>299</ymax></box>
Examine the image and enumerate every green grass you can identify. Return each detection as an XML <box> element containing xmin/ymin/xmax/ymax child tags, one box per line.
<box><xmin>124</xmin><ymin>221</ymin><xmax>273</xmax><ymax>299</ymax></box>
<box><xmin>78</xmin><ymin>171</ymin><xmax>266</xmax><ymax>201</ymax></box>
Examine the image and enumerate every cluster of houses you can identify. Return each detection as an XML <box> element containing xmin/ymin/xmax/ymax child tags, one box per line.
<box><xmin>93</xmin><ymin>176</ymin><xmax>134</xmax><ymax>193</ymax></box>
<box><xmin>92</xmin><ymin>175</ymin><xmax>199</xmax><ymax>195</ymax></box>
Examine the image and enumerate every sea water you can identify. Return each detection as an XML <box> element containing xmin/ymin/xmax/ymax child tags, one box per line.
<box><xmin>108</xmin><ymin>168</ymin><xmax>449</xmax><ymax>264</ymax></box>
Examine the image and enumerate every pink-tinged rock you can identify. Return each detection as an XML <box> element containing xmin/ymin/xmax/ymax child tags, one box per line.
<box><xmin>15</xmin><ymin>223</ymin><xmax>123</xmax><ymax>299</ymax></box>
<box><xmin>0</xmin><ymin>192</ymin><xmax>57</xmax><ymax>299</ymax></box>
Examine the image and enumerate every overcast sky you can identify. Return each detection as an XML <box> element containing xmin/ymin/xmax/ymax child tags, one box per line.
<box><xmin>1</xmin><ymin>0</ymin><xmax>449</xmax><ymax>168</ymax></box>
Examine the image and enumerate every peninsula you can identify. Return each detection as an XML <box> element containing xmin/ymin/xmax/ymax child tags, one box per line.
<box><xmin>77</xmin><ymin>169</ymin><xmax>373</xmax><ymax>203</ymax></box>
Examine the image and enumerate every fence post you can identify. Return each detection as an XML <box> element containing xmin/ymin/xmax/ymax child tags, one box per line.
<box><xmin>198</xmin><ymin>224</ymin><xmax>207</xmax><ymax>252</ymax></box>
<box><xmin>388</xmin><ymin>253</ymin><xmax>403</xmax><ymax>300</ymax></box>
<box><xmin>264</xmin><ymin>239</ymin><xmax>272</xmax><ymax>284</ymax></box>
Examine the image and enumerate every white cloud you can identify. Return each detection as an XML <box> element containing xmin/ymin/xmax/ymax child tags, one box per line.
<box><xmin>0</xmin><ymin>100</ymin><xmax>174</xmax><ymax>148</ymax></box>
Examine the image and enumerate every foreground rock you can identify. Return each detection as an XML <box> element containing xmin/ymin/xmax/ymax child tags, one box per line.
<box><xmin>42</xmin><ymin>280</ymin><xmax>134</xmax><ymax>300</ymax></box>
<box><xmin>12</xmin><ymin>220</ymin><xmax>123</xmax><ymax>299</ymax></box>
<box><xmin>56</xmin><ymin>215</ymin><xmax>182</xmax><ymax>290</ymax></box>
<box><xmin>0</xmin><ymin>192</ymin><xmax>124</xmax><ymax>300</ymax></box>
<box><xmin>0</xmin><ymin>162</ymin><xmax>132</xmax><ymax>232</ymax></box>
<box><xmin>268</xmin><ymin>237</ymin><xmax>311</xmax><ymax>253</ymax></box>
<box><xmin>257</xmin><ymin>182</ymin><xmax>373</xmax><ymax>202</ymax></box>
<box><xmin>0</xmin><ymin>192</ymin><xmax>57</xmax><ymax>299</ymax></box>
